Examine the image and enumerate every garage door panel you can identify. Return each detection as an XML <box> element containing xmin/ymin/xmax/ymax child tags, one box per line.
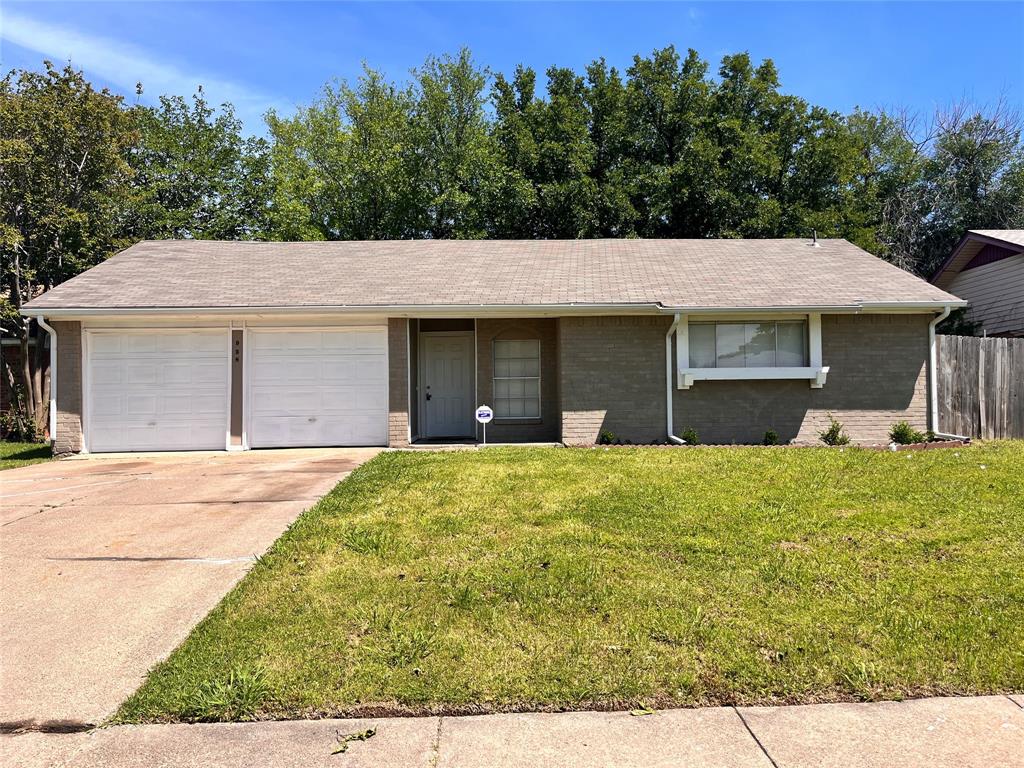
<box><xmin>125</xmin><ymin>363</ymin><xmax>159</xmax><ymax>385</ymax></box>
<box><xmin>91</xmin><ymin>365</ymin><xmax>122</xmax><ymax>386</ymax></box>
<box><xmin>192</xmin><ymin>361</ymin><xmax>228</xmax><ymax>384</ymax></box>
<box><xmin>92</xmin><ymin>394</ymin><xmax>124</xmax><ymax>418</ymax></box>
<box><xmin>355</xmin><ymin>357</ymin><xmax>388</xmax><ymax>381</ymax></box>
<box><xmin>87</xmin><ymin>330</ymin><xmax>228</xmax><ymax>452</ymax></box>
<box><xmin>125</xmin><ymin>394</ymin><xmax>158</xmax><ymax>417</ymax></box>
<box><xmin>161</xmin><ymin>365</ymin><xmax>189</xmax><ymax>385</ymax></box>
<box><xmin>162</xmin><ymin>394</ymin><xmax>194</xmax><ymax>415</ymax></box>
<box><xmin>122</xmin><ymin>336</ymin><xmax>160</xmax><ymax>354</ymax></box>
<box><xmin>91</xmin><ymin>335</ymin><xmax>124</xmax><ymax>355</ymax></box>
<box><xmin>248</xmin><ymin>328</ymin><xmax>387</xmax><ymax>448</ymax></box>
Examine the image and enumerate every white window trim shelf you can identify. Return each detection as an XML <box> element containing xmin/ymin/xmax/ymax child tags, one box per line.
<box><xmin>674</xmin><ymin>312</ymin><xmax>828</xmax><ymax>389</ymax></box>
<box><xmin>678</xmin><ymin>366</ymin><xmax>829</xmax><ymax>389</ymax></box>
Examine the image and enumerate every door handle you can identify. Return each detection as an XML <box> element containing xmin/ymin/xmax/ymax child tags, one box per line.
<box><xmin>425</xmin><ymin>393</ymin><xmax>432</xmax><ymax>401</ymax></box>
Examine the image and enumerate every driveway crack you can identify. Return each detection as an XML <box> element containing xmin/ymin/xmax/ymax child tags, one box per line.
<box><xmin>429</xmin><ymin>715</ymin><xmax>444</xmax><ymax>767</ymax></box>
<box><xmin>733</xmin><ymin>707</ymin><xmax>780</xmax><ymax>768</ymax></box>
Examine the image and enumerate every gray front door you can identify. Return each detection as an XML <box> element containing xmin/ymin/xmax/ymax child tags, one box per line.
<box><xmin>421</xmin><ymin>333</ymin><xmax>475</xmax><ymax>438</ymax></box>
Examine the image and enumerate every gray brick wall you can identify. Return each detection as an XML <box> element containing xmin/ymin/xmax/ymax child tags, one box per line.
<box><xmin>559</xmin><ymin>316</ymin><xmax>669</xmax><ymax>445</ymax></box>
<box><xmin>475</xmin><ymin>318</ymin><xmax>560</xmax><ymax>443</ymax></box>
<box><xmin>560</xmin><ymin>314</ymin><xmax>931</xmax><ymax>446</ymax></box>
<box><xmin>52</xmin><ymin>320</ymin><xmax>83</xmax><ymax>455</ymax></box>
<box><xmin>388</xmin><ymin>318</ymin><xmax>411</xmax><ymax>447</ymax></box>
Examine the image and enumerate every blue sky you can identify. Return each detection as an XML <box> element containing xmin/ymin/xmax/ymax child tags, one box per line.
<box><xmin>2</xmin><ymin>1</ymin><xmax>1021</xmax><ymax>135</ymax></box>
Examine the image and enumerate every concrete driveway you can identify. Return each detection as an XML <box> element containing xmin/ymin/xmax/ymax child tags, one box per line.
<box><xmin>0</xmin><ymin>448</ymin><xmax>379</xmax><ymax>731</ymax></box>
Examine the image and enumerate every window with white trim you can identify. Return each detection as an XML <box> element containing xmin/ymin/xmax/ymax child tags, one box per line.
<box><xmin>688</xmin><ymin>321</ymin><xmax>808</xmax><ymax>368</ymax></box>
<box><xmin>493</xmin><ymin>339</ymin><xmax>541</xmax><ymax>418</ymax></box>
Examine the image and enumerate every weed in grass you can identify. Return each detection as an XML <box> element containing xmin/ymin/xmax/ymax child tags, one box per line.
<box><xmin>341</xmin><ymin>524</ymin><xmax>396</xmax><ymax>557</ymax></box>
<box><xmin>182</xmin><ymin>665</ymin><xmax>269</xmax><ymax>722</ymax></box>
<box><xmin>372</xmin><ymin>626</ymin><xmax>437</xmax><ymax>668</ymax></box>
<box><xmin>442</xmin><ymin>574</ymin><xmax>482</xmax><ymax>610</ymax></box>
<box><xmin>332</xmin><ymin>727</ymin><xmax>376</xmax><ymax>754</ymax></box>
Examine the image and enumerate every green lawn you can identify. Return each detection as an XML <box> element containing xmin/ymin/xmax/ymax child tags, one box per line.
<box><xmin>117</xmin><ymin>443</ymin><xmax>1024</xmax><ymax>723</ymax></box>
<box><xmin>0</xmin><ymin>441</ymin><xmax>52</xmax><ymax>470</ymax></box>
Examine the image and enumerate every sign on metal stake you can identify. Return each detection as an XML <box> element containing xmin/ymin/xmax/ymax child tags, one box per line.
<box><xmin>475</xmin><ymin>404</ymin><xmax>494</xmax><ymax>445</ymax></box>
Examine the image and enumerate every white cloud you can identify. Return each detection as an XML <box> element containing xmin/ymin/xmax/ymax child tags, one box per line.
<box><xmin>0</xmin><ymin>9</ymin><xmax>280</xmax><ymax>132</ymax></box>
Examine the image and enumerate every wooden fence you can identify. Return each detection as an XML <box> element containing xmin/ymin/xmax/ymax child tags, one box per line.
<box><xmin>936</xmin><ymin>335</ymin><xmax>1024</xmax><ymax>439</ymax></box>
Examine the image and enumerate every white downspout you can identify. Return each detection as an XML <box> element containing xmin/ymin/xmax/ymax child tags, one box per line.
<box><xmin>928</xmin><ymin>305</ymin><xmax>969</xmax><ymax>441</ymax></box>
<box><xmin>36</xmin><ymin>316</ymin><xmax>57</xmax><ymax>445</ymax></box>
<box><xmin>666</xmin><ymin>313</ymin><xmax>685</xmax><ymax>445</ymax></box>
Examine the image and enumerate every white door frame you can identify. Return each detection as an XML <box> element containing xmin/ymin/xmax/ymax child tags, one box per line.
<box><xmin>417</xmin><ymin>330</ymin><xmax>477</xmax><ymax>439</ymax></box>
<box><xmin>82</xmin><ymin>327</ymin><xmax>232</xmax><ymax>453</ymax></box>
<box><xmin>244</xmin><ymin>325</ymin><xmax>389</xmax><ymax>450</ymax></box>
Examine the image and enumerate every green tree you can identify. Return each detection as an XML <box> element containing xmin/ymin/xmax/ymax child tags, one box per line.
<box><xmin>583</xmin><ymin>59</ymin><xmax>636</xmax><ymax>236</ymax></box>
<box><xmin>916</xmin><ymin>103</ymin><xmax>1024</xmax><ymax>275</ymax></box>
<box><xmin>489</xmin><ymin>66</ymin><xmax>541</xmax><ymax>236</ymax></box>
<box><xmin>266</xmin><ymin>67</ymin><xmax>419</xmax><ymax>240</ymax></box>
<box><xmin>130</xmin><ymin>89</ymin><xmax>272</xmax><ymax>240</ymax></box>
<box><xmin>623</xmin><ymin>47</ymin><xmax>717</xmax><ymax>236</ymax></box>
<box><xmin>412</xmin><ymin>49</ymin><xmax>498</xmax><ymax>239</ymax></box>
<box><xmin>1</xmin><ymin>62</ymin><xmax>136</xmax><ymax>438</ymax></box>
<box><xmin>533</xmin><ymin>67</ymin><xmax>598</xmax><ymax>237</ymax></box>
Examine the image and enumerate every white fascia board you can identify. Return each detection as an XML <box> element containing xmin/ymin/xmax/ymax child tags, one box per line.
<box><xmin>21</xmin><ymin>299</ymin><xmax>966</xmax><ymax>320</ymax></box>
<box><xmin>661</xmin><ymin>300</ymin><xmax>966</xmax><ymax>314</ymax></box>
<box><xmin>20</xmin><ymin>303</ymin><xmax>667</xmax><ymax>320</ymax></box>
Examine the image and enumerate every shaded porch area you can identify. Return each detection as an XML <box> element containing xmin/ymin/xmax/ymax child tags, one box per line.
<box><xmin>406</xmin><ymin>318</ymin><xmax>560</xmax><ymax>445</ymax></box>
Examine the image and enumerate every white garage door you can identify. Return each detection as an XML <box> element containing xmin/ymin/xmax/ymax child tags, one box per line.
<box><xmin>86</xmin><ymin>330</ymin><xmax>229</xmax><ymax>452</ymax></box>
<box><xmin>247</xmin><ymin>327</ymin><xmax>388</xmax><ymax>448</ymax></box>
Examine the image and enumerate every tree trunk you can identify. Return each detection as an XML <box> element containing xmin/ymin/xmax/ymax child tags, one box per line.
<box><xmin>19</xmin><ymin>318</ymin><xmax>36</xmax><ymax>425</ymax></box>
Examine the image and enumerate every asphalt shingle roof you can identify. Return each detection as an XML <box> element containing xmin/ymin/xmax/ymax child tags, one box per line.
<box><xmin>968</xmin><ymin>230</ymin><xmax>1024</xmax><ymax>248</ymax></box>
<box><xmin>24</xmin><ymin>238</ymin><xmax>962</xmax><ymax>312</ymax></box>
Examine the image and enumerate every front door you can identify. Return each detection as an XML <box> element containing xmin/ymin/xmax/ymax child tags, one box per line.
<box><xmin>421</xmin><ymin>333</ymin><xmax>474</xmax><ymax>438</ymax></box>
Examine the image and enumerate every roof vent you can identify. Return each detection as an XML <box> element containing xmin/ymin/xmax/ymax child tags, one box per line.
<box><xmin>809</xmin><ymin>229</ymin><xmax>821</xmax><ymax>247</ymax></box>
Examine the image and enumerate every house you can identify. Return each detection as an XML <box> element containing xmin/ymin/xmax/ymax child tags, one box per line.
<box><xmin>931</xmin><ymin>230</ymin><xmax>1024</xmax><ymax>337</ymax></box>
<box><xmin>21</xmin><ymin>238</ymin><xmax>965</xmax><ymax>454</ymax></box>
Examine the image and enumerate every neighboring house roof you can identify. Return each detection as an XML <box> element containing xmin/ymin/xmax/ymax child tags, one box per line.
<box><xmin>931</xmin><ymin>230</ymin><xmax>1024</xmax><ymax>290</ymax></box>
<box><xmin>23</xmin><ymin>238</ymin><xmax>963</xmax><ymax>315</ymax></box>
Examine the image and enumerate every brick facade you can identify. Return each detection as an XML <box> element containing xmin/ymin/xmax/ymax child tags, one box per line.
<box><xmin>52</xmin><ymin>321</ymin><xmax>84</xmax><ymax>455</ymax></box>
<box><xmin>560</xmin><ymin>314</ymin><xmax>931</xmax><ymax>446</ymax></box>
<box><xmin>50</xmin><ymin>313</ymin><xmax>932</xmax><ymax>453</ymax></box>
<box><xmin>387</xmin><ymin>318</ymin><xmax>411</xmax><ymax>447</ymax></box>
<box><xmin>559</xmin><ymin>316</ymin><xmax>670</xmax><ymax>445</ymax></box>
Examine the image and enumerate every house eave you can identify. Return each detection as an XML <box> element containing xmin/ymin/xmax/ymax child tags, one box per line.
<box><xmin>22</xmin><ymin>299</ymin><xmax>965</xmax><ymax>321</ymax></box>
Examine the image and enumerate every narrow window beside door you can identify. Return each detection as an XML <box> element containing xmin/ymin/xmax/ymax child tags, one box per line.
<box><xmin>493</xmin><ymin>340</ymin><xmax>540</xmax><ymax>418</ymax></box>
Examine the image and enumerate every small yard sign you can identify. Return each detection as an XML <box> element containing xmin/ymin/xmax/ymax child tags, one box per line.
<box><xmin>476</xmin><ymin>404</ymin><xmax>494</xmax><ymax>445</ymax></box>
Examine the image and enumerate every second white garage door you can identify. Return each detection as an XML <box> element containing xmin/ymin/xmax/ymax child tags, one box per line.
<box><xmin>247</xmin><ymin>327</ymin><xmax>389</xmax><ymax>448</ymax></box>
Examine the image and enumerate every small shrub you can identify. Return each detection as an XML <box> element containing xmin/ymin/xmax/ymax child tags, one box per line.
<box><xmin>889</xmin><ymin>421</ymin><xmax>926</xmax><ymax>445</ymax></box>
<box><xmin>183</xmin><ymin>665</ymin><xmax>269</xmax><ymax>722</ymax></box>
<box><xmin>680</xmin><ymin>427</ymin><xmax>699</xmax><ymax>445</ymax></box>
<box><xmin>819</xmin><ymin>415</ymin><xmax>850</xmax><ymax>446</ymax></box>
<box><xmin>598</xmin><ymin>429</ymin><xmax>615</xmax><ymax>445</ymax></box>
<box><xmin>763</xmin><ymin>429</ymin><xmax>779</xmax><ymax>446</ymax></box>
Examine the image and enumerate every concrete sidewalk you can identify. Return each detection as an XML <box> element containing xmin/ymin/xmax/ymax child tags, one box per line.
<box><xmin>3</xmin><ymin>695</ymin><xmax>1021</xmax><ymax>768</ymax></box>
